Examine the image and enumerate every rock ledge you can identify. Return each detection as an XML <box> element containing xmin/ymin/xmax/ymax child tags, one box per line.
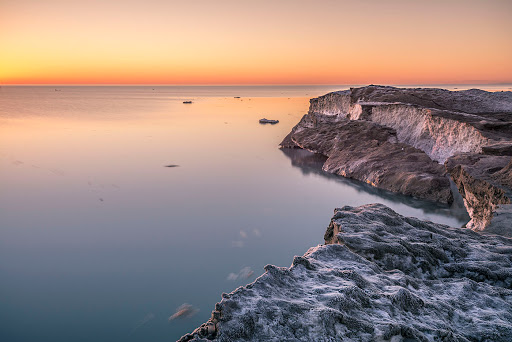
<box><xmin>281</xmin><ymin>85</ymin><xmax>512</xmax><ymax>232</ymax></box>
<box><xmin>180</xmin><ymin>204</ymin><xmax>512</xmax><ymax>341</ymax></box>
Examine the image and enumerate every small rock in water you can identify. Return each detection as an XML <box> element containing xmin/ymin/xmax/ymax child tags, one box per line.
<box><xmin>183</xmin><ymin>101</ymin><xmax>193</xmax><ymax>104</ymax></box>
<box><xmin>259</xmin><ymin>118</ymin><xmax>279</xmax><ymax>124</ymax></box>
<box><xmin>164</xmin><ymin>164</ymin><xmax>180</xmax><ymax>168</ymax></box>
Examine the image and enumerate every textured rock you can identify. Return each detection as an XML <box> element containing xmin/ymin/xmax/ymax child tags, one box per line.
<box><xmin>291</xmin><ymin>118</ymin><xmax>453</xmax><ymax>203</ymax></box>
<box><xmin>307</xmin><ymin>86</ymin><xmax>512</xmax><ymax>163</ymax></box>
<box><xmin>282</xmin><ymin>85</ymin><xmax>512</xmax><ymax>231</ymax></box>
<box><xmin>446</xmin><ymin>153</ymin><xmax>512</xmax><ymax>235</ymax></box>
<box><xmin>279</xmin><ymin>147</ymin><xmax>472</xmax><ymax>223</ymax></box>
<box><xmin>482</xmin><ymin>142</ymin><xmax>512</xmax><ymax>156</ymax></box>
<box><xmin>180</xmin><ymin>204</ymin><xmax>512</xmax><ymax>342</ymax></box>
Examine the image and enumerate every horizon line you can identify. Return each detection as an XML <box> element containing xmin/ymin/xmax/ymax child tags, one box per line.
<box><xmin>2</xmin><ymin>82</ymin><xmax>512</xmax><ymax>87</ymax></box>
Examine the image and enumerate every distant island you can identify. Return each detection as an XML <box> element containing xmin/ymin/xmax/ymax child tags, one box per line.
<box><xmin>180</xmin><ymin>86</ymin><xmax>512</xmax><ymax>341</ymax></box>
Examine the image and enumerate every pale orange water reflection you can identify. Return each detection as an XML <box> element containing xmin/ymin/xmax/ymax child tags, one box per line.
<box><xmin>0</xmin><ymin>85</ymin><xmax>477</xmax><ymax>341</ymax></box>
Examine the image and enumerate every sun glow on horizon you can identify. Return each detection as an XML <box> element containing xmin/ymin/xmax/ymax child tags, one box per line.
<box><xmin>1</xmin><ymin>0</ymin><xmax>511</xmax><ymax>85</ymax></box>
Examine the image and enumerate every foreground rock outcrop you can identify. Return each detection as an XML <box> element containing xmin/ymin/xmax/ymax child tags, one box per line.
<box><xmin>281</xmin><ymin>85</ymin><xmax>512</xmax><ymax>232</ymax></box>
<box><xmin>179</xmin><ymin>204</ymin><xmax>512</xmax><ymax>341</ymax></box>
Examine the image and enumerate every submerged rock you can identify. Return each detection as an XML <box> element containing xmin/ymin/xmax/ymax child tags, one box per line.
<box><xmin>179</xmin><ymin>204</ymin><xmax>512</xmax><ymax>341</ymax></box>
<box><xmin>281</xmin><ymin>85</ymin><xmax>512</xmax><ymax>232</ymax></box>
<box><xmin>169</xmin><ymin>303</ymin><xmax>199</xmax><ymax>321</ymax></box>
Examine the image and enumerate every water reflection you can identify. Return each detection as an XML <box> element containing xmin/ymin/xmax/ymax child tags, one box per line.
<box><xmin>280</xmin><ymin>148</ymin><xmax>470</xmax><ymax>225</ymax></box>
<box><xmin>0</xmin><ymin>85</ymin><xmax>487</xmax><ymax>342</ymax></box>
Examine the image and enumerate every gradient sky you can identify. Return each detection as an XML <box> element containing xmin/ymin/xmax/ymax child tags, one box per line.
<box><xmin>1</xmin><ymin>0</ymin><xmax>511</xmax><ymax>85</ymax></box>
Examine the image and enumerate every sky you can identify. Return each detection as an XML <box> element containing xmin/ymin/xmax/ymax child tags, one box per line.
<box><xmin>1</xmin><ymin>0</ymin><xmax>511</xmax><ymax>85</ymax></box>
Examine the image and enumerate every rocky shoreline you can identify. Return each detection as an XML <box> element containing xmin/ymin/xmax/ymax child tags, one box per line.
<box><xmin>179</xmin><ymin>86</ymin><xmax>512</xmax><ymax>341</ymax></box>
<box><xmin>282</xmin><ymin>85</ymin><xmax>512</xmax><ymax>234</ymax></box>
<box><xmin>286</xmin><ymin>118</ymin><xmax>453</xmax><ymax>204</ymax></box>
<box><xmin>180</xmin><ymin>204</ymin><xmax>512</xmax><ymax>341</ymax></box>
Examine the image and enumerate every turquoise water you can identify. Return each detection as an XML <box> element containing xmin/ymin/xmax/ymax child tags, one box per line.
<box><xmin>0</xmin><ymin>85</ymin><xmax>501</xmax><ymax>341</ymax></box>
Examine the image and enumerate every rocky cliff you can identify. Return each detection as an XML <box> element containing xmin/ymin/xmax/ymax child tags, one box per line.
<box><xmin>307</xmin><ymin>87</ymin><xmax>512</xmax><ymax>163</ymax></box>
<box><xmin>281</xmin><ymin>85</ymin><xmax>512</xmax><ymax>233</ymax></box>
<box><xmin>179</xmin><ymin>204</ymin><xmax>512</xmax><ymax>341</ymax></box>
<box><xmin>291</xmin><ymin>118</ymin><xmax>452</xmax><ymax>203</ymax></box>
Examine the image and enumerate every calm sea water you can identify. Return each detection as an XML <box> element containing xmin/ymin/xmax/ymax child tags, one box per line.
<box><xmin>0</xmin><ymin>84</ymin><xmax>507</xmax><ymax>341</ymax></box>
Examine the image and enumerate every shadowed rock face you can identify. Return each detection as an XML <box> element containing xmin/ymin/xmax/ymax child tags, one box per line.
<box><xmin>282</xmin><ymin>85</ymin><xmax>512</xmax><ymax>232</ymax></box>
<box><xmin>291</xmin><ymin>118</ymin><xmax>453</xmax><ymax>203</ymax></box>
<box><xmin>179</xmin><ymin>204</ymin><xmax>512</xmax><ymax>342</ymax></box>
<box><xmin>446</xmin><ymin>153</ymin><xmax>512</xmax><ymax>235</ymax></box>
<box><xmin>279</xmin><ymin>147</ymin><xmax>471</xmax><ymax>222</ymax></box>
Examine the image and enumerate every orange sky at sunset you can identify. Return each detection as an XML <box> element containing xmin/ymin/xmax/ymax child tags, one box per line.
<box><xmin>1</xmin><ymin>0</ymin><xmax>511</xmax><ymax>85</ymax></box>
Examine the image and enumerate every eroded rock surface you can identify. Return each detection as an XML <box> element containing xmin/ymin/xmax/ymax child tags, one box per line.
<box><xmin>446</xmin><ymin>153</ymin><xmax>512</xmax><ymax>235</ymax></box>
<box><xmin>180</xmin><ymin>204</ymin><xmax>512</xmax><ymax>342</ymax></box>
<box><xmin>291</xmin><ymin>118</ymin><xmax>452</xmax><ymax>203</ymax></box>
<box><xmin>307</xmin><ymin>86</ymin><xmax>512</xmax><ymax>163</ymax></box>
<box><xmin>282</xmin><ymin>85</ymin><xmax>512</xmax><ymax>231</ymax></box>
